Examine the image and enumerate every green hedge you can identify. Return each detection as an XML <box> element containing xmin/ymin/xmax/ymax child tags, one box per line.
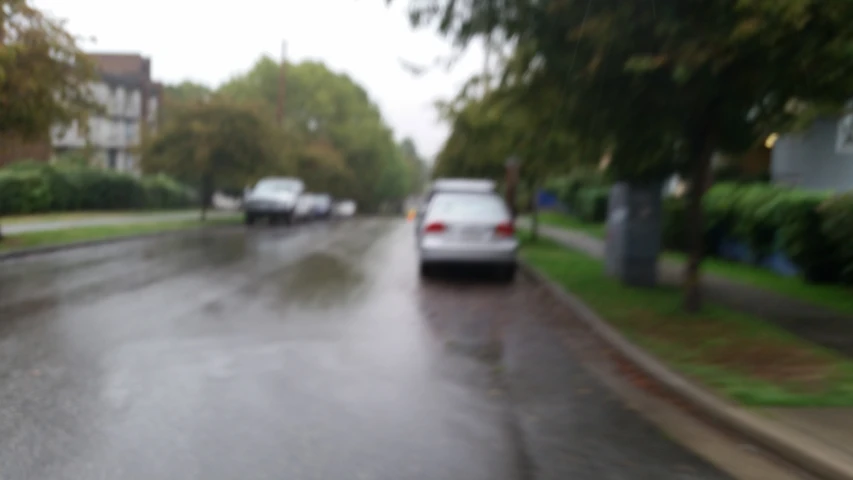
<box><xmin>550</xmin><ymin>175</ymin><xmax>853</xmax><ymax>285</ymax></box>
<box><xmin>575</xmin><ymin>186</ymin><xmax>609</xmax><ymax>222</ymax></box>
<box><xmin>0</xmin><ymin>162</ymin><xmax>196</xmax><ymax>216</ymax></box>
<box><xmin>821</xmin><ymin>193</ymin><xmax>853</xmax><ymax>283</ymax></box>
<box><xmin>665</xmin><ymin>183</ymin><xmax>853</xmax><ymax>284</ymax></box>
<box><xmin>544</xmin><ymin>169</ymin><xmax>611</xmax><ymax>222</ymax></box>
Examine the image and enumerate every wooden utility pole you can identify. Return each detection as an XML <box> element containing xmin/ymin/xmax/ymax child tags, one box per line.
<box><xmin>483</xmin><ymin>34</ymin><xmax>492</xmax><ymax>97</ymax></box>
<box><xmin>276</xmin><ymin>40</ymin><xmax>287</xmax><ymax>127</ymax></box>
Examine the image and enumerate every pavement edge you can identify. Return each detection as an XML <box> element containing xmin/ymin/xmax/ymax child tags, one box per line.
<box><xmin>519</xmin><ymin>261</ymin><xmax>853</xmax><ymax>480</ymax></box>
<box><xmin>0</xmin><ymin>224</ymin><xmax>243</xmax><ymax>262</ymax></box>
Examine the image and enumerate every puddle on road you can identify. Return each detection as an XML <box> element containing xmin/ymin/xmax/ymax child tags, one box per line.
<box><xmin>272</xmin><ymin>252</ymin><xmax>366</xmax><ymax>308</ymax></box>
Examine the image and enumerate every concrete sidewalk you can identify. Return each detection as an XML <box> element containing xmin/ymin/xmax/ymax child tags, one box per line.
<box><xmin>2</xmin><ymin>210</ymin><xmax>234</xmax><ymax>235</ymax></box>
<box><xmin>529</xmin><ymin>222</ymin><xmax>853</xmax><ymax>360</ymax></box>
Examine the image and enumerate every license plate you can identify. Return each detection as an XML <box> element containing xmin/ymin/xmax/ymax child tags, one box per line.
<box><xmin>457</xmin><ymin>227</ymin><xmax>488</xmax><ymax>241</ymax></box>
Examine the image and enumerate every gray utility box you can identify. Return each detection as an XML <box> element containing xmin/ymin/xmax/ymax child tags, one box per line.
<box><xmin>605</xmin><ymin>181</ymin><xmax>664</xmax><ymax>287</ymax></box>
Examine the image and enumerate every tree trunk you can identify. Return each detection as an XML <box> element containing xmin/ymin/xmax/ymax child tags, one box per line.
<box><xmin>683</xmin><ymin>133</ymin><xmax>715</xmax><ymax>313</ymax></box>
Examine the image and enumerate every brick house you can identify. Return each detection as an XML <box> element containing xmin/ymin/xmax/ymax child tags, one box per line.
<box><xmin>1</xmin><ymin>53</ymin><xmax>162</xmax><ymax>172</ymax></box>
<box><xmin>51</xmin><ymin>52</ymin><xmax>163</xmax><ymax>174</ymax></box>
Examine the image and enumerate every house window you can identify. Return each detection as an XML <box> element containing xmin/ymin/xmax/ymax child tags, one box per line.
<box><xmin>836</xmin><ymin>114</ymin><xmax>853</xmax><ymax>154</ymax></box>
<box><xmin>107</xmin><ymin>149</ymin><xmax>118</xmax><ymax>169</ymax></box>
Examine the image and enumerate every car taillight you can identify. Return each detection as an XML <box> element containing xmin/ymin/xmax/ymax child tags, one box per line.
<box><xmin>495</xmin><ymin>222</ymin><xmax>514</xmax><ymax>237</ymax></box>
<box><xmin>424</xmin><ymin>222</ymin><xmax>446</xmax><ymax>234</ymax></box>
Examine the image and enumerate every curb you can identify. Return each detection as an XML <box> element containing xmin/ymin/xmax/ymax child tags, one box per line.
<box><xmin>0</xmin><ymin>224</ymin><xmax>243</xmax><ymax>262</ymax></box>
<box><xmin>519</xmin><ymin>261</ymin><xmax>853</xmax><ymax>480</ymax></box>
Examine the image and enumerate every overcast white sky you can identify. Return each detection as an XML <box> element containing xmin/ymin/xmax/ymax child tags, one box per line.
<box><xmin>33</xmin><ymin>0</ymin><xmax>487</xmax><ymax>160</ymax></box>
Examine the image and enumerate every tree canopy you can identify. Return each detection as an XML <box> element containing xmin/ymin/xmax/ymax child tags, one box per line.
<box><xmin>397</xmin><ymin>0</ymin><xmax>853</xmax><ymax>311</ymax></box>
<box><xmin>143</xmin><ymin>100</ymin><xmax>280</xmax><ymax>218</ymax></box>
<box><xmin>148</xmin><ymin>57</ymin><xmax>420</xmax><ymax>212</ymax></box>
<box><xmin>160</xmin><ymin>81</ymin><xmax>212</xmax><ymax>123</ymax></box>
<box><xmin>216</xmin><ymin>57</ymin><xmax>415</xmax><ymax>210</ymax></box>
<box><xmin>0</xmin><ymin>0</ymin><xmax>99</xmax><ymax>139</ymax></box>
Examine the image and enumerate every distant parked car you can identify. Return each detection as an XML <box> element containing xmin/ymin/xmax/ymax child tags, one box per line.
<box><xmin>312</xmin><ymin>194</ymin><xmax>334</xmax><ymax>219</ymax></box>
<box><xmin>417</xmin><ymin>188</ymin><xmax>517</xmax><ymax>282</ymax></box>
<box><xmin>293</xmin><ymin>193</ymin><xmax>316</xmax><ymax>222</ymax></box>
<box><xmin>243</xmin><ymin>177</ymin><xmax>304</xmax><ymax>225</ymax></box>
<box><xmin>333</xmin><ymin>200</ymin><xmax>357</xmax><ymax>218</ymax></box>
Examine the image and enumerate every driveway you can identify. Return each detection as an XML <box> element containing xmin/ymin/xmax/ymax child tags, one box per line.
<box><xmin>0</xmin><ymin>219</ymin><xmax>730</xmax><ymax>479</ymax></box>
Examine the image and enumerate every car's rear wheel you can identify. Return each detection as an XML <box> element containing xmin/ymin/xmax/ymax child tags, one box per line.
<box><xmin>244</xmin><ymin>213</ymin><xmax>255</xmax><ymax>226</ymax></box>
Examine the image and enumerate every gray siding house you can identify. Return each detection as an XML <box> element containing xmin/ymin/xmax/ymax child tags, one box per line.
<box><xmin>771</xmin><ymin>115</ymin><xmax>853</xmax><ymax>192</ymax></box>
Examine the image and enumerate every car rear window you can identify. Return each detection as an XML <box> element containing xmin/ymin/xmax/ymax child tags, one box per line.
<box><xmin>426</xmin><ymin>192</ymin><xmax>509</xmax><ymax>221</ymax></box>
<box><xmin>255</xmin><ymin>179</ymin><xmax>300</xmax><ymax>193</ymax></box>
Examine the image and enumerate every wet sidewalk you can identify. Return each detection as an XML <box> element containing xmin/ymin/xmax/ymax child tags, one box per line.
<box><xmin>530</xmin><ymin>223</ymin><xmax>853</xmax><ymax>360</ymax></box>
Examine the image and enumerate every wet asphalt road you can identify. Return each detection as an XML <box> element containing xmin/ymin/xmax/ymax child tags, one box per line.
<box><xmin>0</xmin><ymin>219</ymin><xmax>731</xmax><ymax>480</ymax></box>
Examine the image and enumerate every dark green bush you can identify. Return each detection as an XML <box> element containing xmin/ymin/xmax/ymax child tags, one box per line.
<box><xmin>661</xmin><ymin>196</ymin><xmax>687</xmax><ymax>251</ymax></box>
<box><xmin>0</xmin><ymin>161</ymin><xmax>194</xmax><ymax>216</ymax></box>
<box><xmin>775</xmin><ymin>190</ymin><xmax>838</xmax><ymax>283</ymax></box>
<box><xmin>728</xmin><ymin>184</ymin><xmax>788</xmax><ymax>256</ymax></box>
<box><xmin>0</xmin><ymin>171</ymin><xmax>52</xmax><ymax>214</ymax></box>
<box><xmin>820</xmin><ymin>193</ymin><xmax>853</xmax><ymax>283</ymax></box>
<box><xmin>550</xmin><ymin>168</ymin><xmax>610</xmax><ymax>211</ymax></box>
<box><xmin>702</xmin><ymin>183</ymin><xmax>746</xmax><ymax>255</ymax></box>
<box><xmin>143</xmin><ymin>175</ymin><xmax>195</xmax><ymax>209</ymax></box>
<box><xmin>575</xmin><ymin>186</ymin><xmax>609</xmax><ymax>222</ymax></box>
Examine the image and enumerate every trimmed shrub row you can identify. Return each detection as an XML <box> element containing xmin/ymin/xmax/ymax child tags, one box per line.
<box><xmin>0</xmin><ymin>161</ymin><xmax>196</xmax><ymax>216</ymax></box>
<box><xmin>545</xmin><ymin>174</ymin><xmax>853</xmax><ymax>285</ymax></box>
<box><xmin>543</xmin><ymin>169</ymin><xmax>610</xmax><ymax>222</ymax></box>
<box><xmin>650</xmin><ymin>182</ymin><xmax>852</xmax><ymax>285</ymax></box>
<box><xmin>660</xmin><ymin>183</ymin><xmax>853</xmax><ymax>284</ymax></box>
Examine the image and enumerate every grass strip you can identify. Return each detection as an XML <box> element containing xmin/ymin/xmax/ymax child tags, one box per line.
<box><xmin>521</xmin><ymin>233</ymin><xmax>853</xmax><ymax>407</ymax></box>
<box><xmin>1</xmin><ymin>209</ymin><xmax>202</xmax><ymax>225</ymax></box>
<box><xmin>536</xmin><ymin>211</ymin><xmax>853</xmax><ymax>317</ymax></box>
<box><xmin>0</xmin><ymin>216</ymin><xmax>240</xmax><ymax>252</ymax></box>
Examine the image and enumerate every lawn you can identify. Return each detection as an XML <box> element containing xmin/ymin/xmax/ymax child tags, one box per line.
<box><xmin>0</xmin><ymin>215</ymin><xmax>241</xmax><ymax>252</ymax></box>
<box><xmin>521</xmin><ymin>234</ymin><xmax>853</xmax><ymax>407</ymax></box>
<box><xmin>1</xmin><ymin>209</ymin><xmax>200</xmax><ymax>225</ymax></box>
<box><xmin>535</xmin><ymin>211</ymin><xmax>853</xmax><ymax>317</ymax></box>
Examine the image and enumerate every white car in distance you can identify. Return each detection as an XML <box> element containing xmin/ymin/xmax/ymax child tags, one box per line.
<box><xmin>243</xmin><ymin>177</ymin><xmax>304</xmax><ymax>225</ymax></box>
<box><xmin>293</xmin><ymin>193</ymin><xmax>317</xmax><ymax>222</ymax></box>
<box><xmin>333</xmin><ymin>200</ymin><xmax>357</xmax><ymax>218</ymax></box>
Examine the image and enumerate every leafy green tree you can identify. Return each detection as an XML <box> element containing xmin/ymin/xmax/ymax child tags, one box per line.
<box><xmin>161</xmin><ymin>81</ymin><xmax>213</xmax><ymax>122</ymax></box>
<box><xmin>142</xmin><ymin>100</ymin><xmax>279</xmax><ymax>220</ymax></box>
<box><xmin>399</xmin><ymin>137</ymin><xmax>428</xmax><ymax>195</ymax></box>
<box><xmin>0</xmin><ymin>0</ymin><xmax>99</xmax><ymax>138</ymax></box>
<box><xmin>397</xmin><ymin>0</ymin><xmax>853</xmax><ymax>312</ymax></box>
<box><xmin>0</xmin><ymin>0</ymin><xmax>100</xmax><ymax>239</ymax></box>
<box><xmin>218</xmin><ymin>57</ymin><xmax>414</xmax><ymax>211</ymax></box>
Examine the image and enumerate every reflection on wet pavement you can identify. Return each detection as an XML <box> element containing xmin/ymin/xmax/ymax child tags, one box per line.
<box><xmin>0</xmin><ymin>219</ymin><xmax>730</xmax><ymax>479</ymax></box>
